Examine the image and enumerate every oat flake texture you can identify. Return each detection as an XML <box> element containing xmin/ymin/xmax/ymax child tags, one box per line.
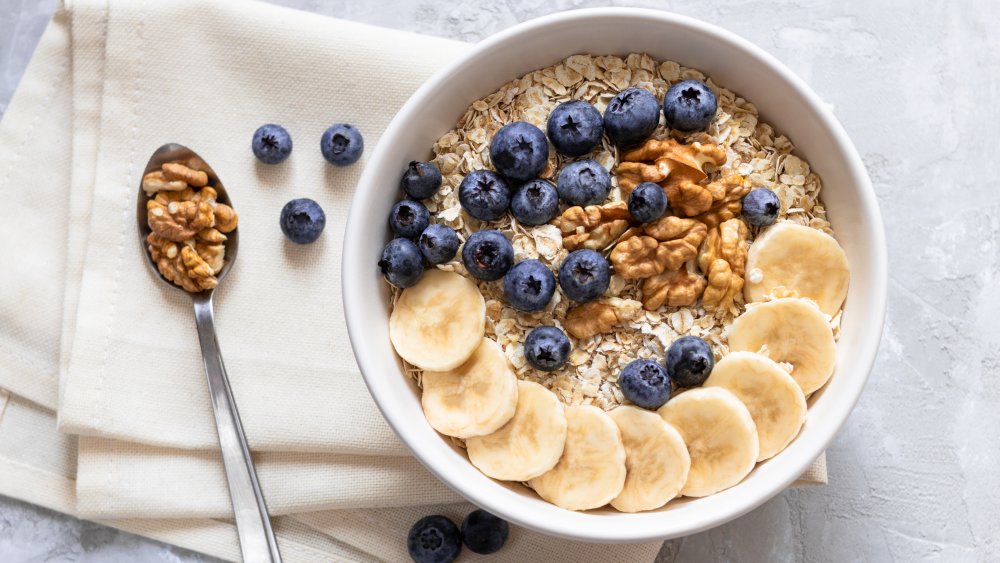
<box><xmin>396</xmin><ymin>53</ymin><xmax>838</xmax><ymax>412</ymax></box>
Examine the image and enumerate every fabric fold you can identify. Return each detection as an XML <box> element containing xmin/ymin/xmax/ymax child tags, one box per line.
<box><xmin>0</xmin><ymin>5</ymin><xmax>71</xmax><ymax>411</ymax></box>
<box><xmin>76</xmin><ymin>438</ymin><xmax>461</xmax><ymax>519</ymax></box>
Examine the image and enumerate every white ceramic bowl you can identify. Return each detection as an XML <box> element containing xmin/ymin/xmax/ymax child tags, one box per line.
<box><xmin>343</xmin><ymin>8</ymin><xmax>887</xmax><ymax>543</ymax></box>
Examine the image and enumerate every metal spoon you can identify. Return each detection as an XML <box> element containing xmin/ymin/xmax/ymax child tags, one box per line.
<box><xmin>137</xmin><ymin>143</ymin><xmax>281</xmax><ymax>563</ymax></box>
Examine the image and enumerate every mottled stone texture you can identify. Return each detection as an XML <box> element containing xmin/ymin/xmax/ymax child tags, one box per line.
<box><xmin>0</xmin><ymin>0</ymin><xmax>996</xmax><ymax>561</ymax></box>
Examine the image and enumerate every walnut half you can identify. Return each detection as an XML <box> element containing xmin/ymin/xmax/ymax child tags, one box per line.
<box><xmin>609</xmin><ymin>216</ymin><xmax>707</xmax><ymax>280</ymax></box>
<box><xmin>147</xmin><ymin>233</ymin><xmax>218</xmax><ymax>293</ymax></box>
<box><xmin>641</xmin><ymin>267</ymin><xmax>707</xmax><ymax>310</ymax></box>
<box><xmin>698</xmin><ymin>218</ymin><xmax>749</xmax><ymax>312</ymax></box>
<box><xmin>615</xmin><ymin>138</ymin><xmax>727</xmax><ymax>214</ymax></box>
<box><xmin>614</xmin><ymin>138</ymin><xmax>746</xmax><ymax>219</ymax></box>
<box><xmin>551</xmin><ymin>201</ymin><xmax>632</xmax><ymax>251</ymax></box>
<box><xmin>693</xmin><ymin>175</ymin><xmax>751</xmax><ymax>228</ymax></box>
<box><xmin>147</xmin><ymin>198</ymin><xmax>215</xmax><ymax>242</ymax></box>
<box><xmin>564</xmin><ymin>297</ymin><xmax>643</xmax><ymax>340</ymax></box>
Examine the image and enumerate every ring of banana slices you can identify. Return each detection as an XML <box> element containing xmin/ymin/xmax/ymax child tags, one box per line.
<box><xmin>387</xmin><ymin>212</ymin><xmax>849</xmax><ymax>513</ymax></box>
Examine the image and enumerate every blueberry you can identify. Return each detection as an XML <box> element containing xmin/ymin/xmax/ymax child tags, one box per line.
<box><xmin>461</xmin><ymin>509</ymin><xmax>509</xmax><ymax>555</ymax></box>
<box><xmin>503</xmin><ymin>259</ymin><xmax>556</xmax><ymax>312</ymax></box>
<box><xmin>320</xmin><ymin>123</ymin><xmax>363</xmax><ymax>166</ymax></box>
<box><xmin>459</xmin><ymin>170</ymin><xmax>511</xmax><ymax>221</ymax></box>
<box><xmin>663</xmin><ymin>80</ymin><xmax>718</xmax><ymax>132</ymax></box>
<box><xmin>401</xmin><ymin>161</ymin><xmax>442</xmax><ymax>199</ymax></box>
<box><xmin>524</xmin><ymin>326</ymin><xmax>571</xmax><ymax>372</ymax></box>
<box><xmin>741</xmin><ymin>188</ymin><xmax>780</xmax><ymax>226</ymax></box>
<box><xmin>461</xmin><ymin>230</ymin><xmax>514</xmax><ymax>281</ymax></box>
<box><xmin>407</xmin><ymin>515</ymin><xmax>461</xmax><ymax>563</ymax></box>
<box><xmin>279</xmin><ymin>198</ymin><xmax>326</xmax><ymax>244</ymax></box>
<box><xmin>510</xmin><ymin>179</ymin><xmax>559</xmax><ymax>226</ymax></box>
<box><xmin>418</xmin><ymin>224</ymin><xmax>460</xmax><ymax>265</ymax></box>
<box><xmin>556</xmin><ymin>159</ymin><xmax>611</xmax><ymax>206</ymax></box>
<box><xmin>546</xmin><ymin>100</ymin><xmax>604</xmax><ymax>157</ymax></box>
<box><xmin>665</xmin><ymin>336</ymin><xmax>714</xmax><ymax>388</ymax></box>
<box><xmin>379</xmin><ymin>238</ymin><xmax>425</xmax><ymax>288</ymax></box>
<box><xmin>628</xmin><ymin>182</ymin><xmax>668</xmax><ymax>223</ymax></box>
<box><xmin>389</xmin><ymin>200</ymin><xmax>430</xmax><ymax>239</ymax></box>
<box><xmin>619</xmin><ymin>359</ymin><xmax>671</xmax><ymax>409</ymax></box>
<box><xmin>252</xmin><ymin>124</ymin><xmax>292</xmax><ymax>164</ymax></box>
<box><xmin>603</xmin><ymin>88</ymin><xmax>660</xmax><ymax>147</ymax></box>
<box><xmin>489</xmin><ymin>121</ymin><xmax>549</xmax><ymax>182</ymax></box>
<box><xmin>558</xmin><ymin>249</ymin><xmax>610</xmax><ymax>303</ymax></box>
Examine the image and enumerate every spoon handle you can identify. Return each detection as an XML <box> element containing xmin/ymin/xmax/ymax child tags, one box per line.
<box><xmin>192</xmin><ymin>297</ymin><xmax>282</xmax><ymax>563</ymax></box>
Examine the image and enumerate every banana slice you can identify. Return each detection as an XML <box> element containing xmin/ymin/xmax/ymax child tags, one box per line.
<box><xmin>744</xmin><ymin>222</ymin><xmax>850</xmax><ymax>316</ymax></box>
<box><xmin>466</xmin><ymin>381</ymin><xmax>568</xmax><ymax>482</ymax></box>
<box><xmin>658</xmin><ymin>387</ymin><xmax>758</xmax><ymax>497</ymax></box>
<box><xmin>530</xmin><ymin>405</ymin><xmax>626</xmax><ymax>511</ymax></box>
<box><xmin>421</xmin><ymin>338</ymin><xmax>518</xmax><ymax>438</ymax></box>
<box><xmin>608</xmin><ymin>406</ymin><xmax>690</xmax><ymax>512</ymax></box>
<box><xmin>704</xmin><ymin>352</ymin><xmax>807</xmax><ymax>461</ymax></box>
<box><xmin>728</xmin><ymin>297</ymin><xmax>836</xmax><ymax>395</ymax></box>
<box><xmin>389</xmin><ymin>269</ymin><xmax>486</xmax><ymax>371</ymax></box>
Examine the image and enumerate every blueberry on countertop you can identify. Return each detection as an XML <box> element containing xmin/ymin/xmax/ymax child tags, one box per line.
<box><xmin>666</xmin><ymin>335</ymin><xmax>715</xmax><ymax>388</ymax></box>
<box><xmin>459</xmin><ymin>170</ymin><xmax>511</xmax><ymax>221</ymax></box>
<box><xmin>741</xmin><ymin>188</ymin><xmax>781</xmax><ymax>226</ymax></box>
<box><xmin>389</xmin><ymin>199</ymin><xmax>430</xmax><ymax>239</ymax></box>
<box><xmin>603</xmin><ymin>87</ymin><xmax>660</xmax><ymax>147</ymax></box>
<box><xmin>547</xmin><ymin>100</ymin><xmax>604</xmax><ymax>157</ymax></box>
<box><xmin>628</xmin><ymin>182</ymin><xmax>668</xmax><ymax>223</ymax></box>
<box><xmin>510</xmin><ymin>178</ymin><xmax>559</xmax><ymax>226</ymax></box>
<box><xmin>489</xmin><ymin>121</ymin><xmax>549</xmax><ymax>182</ymax></box>
<box><xmin>619</xmin><ymin>359</ymin><xmax>671</xmax><ymax>409</ymax></box>
<box><xmin>524</xmin><ymin>325</ymin><xmax>571</xmax><ymax>372</ymax></box>
<box><xmin>407</xmin><ymin>515</ymin><xmax>462</xmax><ymax>563</ymax></box>
<box><xmin>379</xmin><ymin>238</ymin><xmax>425</xmax><ymax>289</ymax></box>
<box><xmin>252</xmin><ymin>124</ymin><xmax>292</xmax><ymax>164</ymax></box>
<box><xmin>279</xmin><ymin>198</ymin><xmax>326</xmax><ymax>244</ymax></box>
<box><xmin>663</xmin><ymin>80</ymin><xmax>718</xmax><ymax>132</ymax></box>
<box><xmin>320</xmin><ymin>123</ymin><xmax>363</xmax><ymax>166</ymax></box>
<box><xmin>401</xmin><ymin>161</ymin><xmax>442</xmax><ymax>199</ymax></box>
<box><xmin>503</xmin><ymin>259</ymin><xmax>556</xmax><ymax>312</ymax></box>
<box><xmin>557</xmin><ymin>249</ymin><xmax>611</xmax><ymax>303</ymax></box>
<box><xmin>556</xmin><ymin>159</ymin><xmax>611</xmax><ymax>206</ymax></box>
<box><xmin>461</xmin><ymin>509</ymin><xmax>510</xmax><ymax>555</ymax></box>
<box><xmin>418</xmin><ymin>224</ymin><xmax>460</xmax><ymax>265</ymax></box>
<box><xmin>461</xmin><ymin>229</ymin><xmax>514</xmax><ymax>281</ymax></box>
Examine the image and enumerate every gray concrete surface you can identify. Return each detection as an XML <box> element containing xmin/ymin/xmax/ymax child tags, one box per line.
<box><xmin>1</xmin><ymin>0</ymin><xmax>997</xmax><ymax>561</ymax></box>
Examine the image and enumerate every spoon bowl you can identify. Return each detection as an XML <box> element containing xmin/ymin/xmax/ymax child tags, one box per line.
<box><xmin>137</xmin><ymin>143</ymin><xmax>239</xmax><ymax>294</ymax></box>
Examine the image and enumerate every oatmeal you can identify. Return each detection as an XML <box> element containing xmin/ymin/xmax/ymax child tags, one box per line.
<box><xmin>380</xmin><ymin>52</ymin><xmax>851</xmax><ymax>512</ymax></box>
<box><xmin>407</xmin><ymin>53</ymin><xmax>835</xmax><ymax>410</ymax></box>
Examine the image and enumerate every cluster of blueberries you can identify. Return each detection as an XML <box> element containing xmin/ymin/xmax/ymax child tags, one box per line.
<box><xmin>408</xmin><ymin>509</ymin><xmax>509</xmax><ymax>563</ymax></box>
<box><xmin>251</xmin><ymin>122</ymin><xmax>365</xmax><ymax>244</ymax></box>
<box><xmin>381</xmin><ymin>80</ymin><xmax>781</xmax><ymax>414</ymax></box>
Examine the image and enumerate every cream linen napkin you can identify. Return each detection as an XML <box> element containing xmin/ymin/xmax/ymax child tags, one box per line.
<box><xmin>56</xmin><ymin>0</ymin><xmax>436</xmax><ymax>456</ymax></box>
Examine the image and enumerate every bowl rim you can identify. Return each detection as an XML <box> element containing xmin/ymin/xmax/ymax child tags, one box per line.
<box><xmin>343</xmin><ymin>6</ymin><xmax>888</xmax><ymax>543</ymax></box>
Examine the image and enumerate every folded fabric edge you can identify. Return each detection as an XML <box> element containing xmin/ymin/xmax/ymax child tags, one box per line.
<box><xmin>74</xmin><ymin>435</ymin><xmax>463</xmax><ymax>520</ymax></box>
<box><xmin>0</xmin><ymin>0</ymin><xmax>70</xmax><ymax>413</ymax></box>
<box><xmin>59</xmin><ymin>0</ymin><xmax>111</xmax><ymax>414</ymax></box>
